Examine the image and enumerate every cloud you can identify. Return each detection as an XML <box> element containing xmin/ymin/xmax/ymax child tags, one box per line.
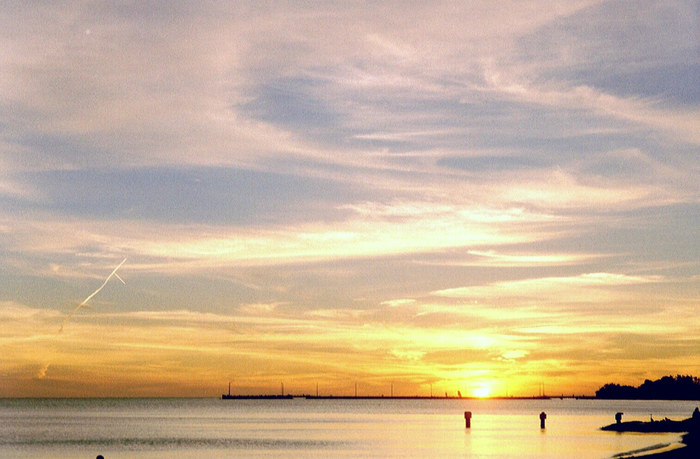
<box><xmin>390</xmin><ymin>349</ymin><xmax>426</xmax><ymax>361</ymax></box>
<box><xmin>236</xmin><ymin>302</ymin><xmax>283</xmax><ymax>316</ymax></box>
<box><xmin>0</xmin><ymin>301</ymin><xmax>61</xmax><ymax>322</ymax></box>
<box><xmin>35</xmin><ymin>363</ymin><xmax>49</xmax><ymax>379</ymax></box>
<box><xmin>431</xmin><ymin>272</ymin><xmax>662</xmax><ymax>306</ymax></box>
<box><xmin>1</xmin><ymin>198</ymin><xmax>563</xmax><ymax>274</ymax></box>
<box><xmin>464</xmin><ymin>250</ymin><xmax>604</xmax><ymax>267</ymax></box>
<box><xmin>381</xmin><ymin>299</ymin><xmax>417</xmax><ymax>308</ymax></box>
<box><xmin>499</xmin><ymin>350</ymin><xmax>529</xmax><ymax>361</ymax></box>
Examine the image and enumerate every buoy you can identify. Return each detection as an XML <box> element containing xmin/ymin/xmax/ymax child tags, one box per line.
<box><xmin>539</xmin><ymin>411</ymin><xmax>547</xmax><ymax>429</ymax></box>
<box><xmin>464</xmin><ymin>411</ymin><xmax>472</xmax><ymax>428</ymax></box>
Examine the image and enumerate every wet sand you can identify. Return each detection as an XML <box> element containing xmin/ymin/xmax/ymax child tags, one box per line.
<box><xmin>637</xmin><ymin>431</ymin><xmax>698</xmax><ymax>458</ymax></box>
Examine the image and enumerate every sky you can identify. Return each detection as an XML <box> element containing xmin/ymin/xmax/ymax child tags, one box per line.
<box><xmin>1</xmin><ymin>0</ymin><xmax>698</xmax><ymax>398</ymax></box>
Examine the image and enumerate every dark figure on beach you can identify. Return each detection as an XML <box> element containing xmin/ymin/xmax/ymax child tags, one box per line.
<box><xmin>693</xmin><ymin>407</ymin><xmax>699</xmax><ymax>420</ymax></box>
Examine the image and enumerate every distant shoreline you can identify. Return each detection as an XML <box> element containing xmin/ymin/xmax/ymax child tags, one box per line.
<box><xmin>2</xmin><ymin>395</ymin><xmax>699</xmax><ymax>400</ymax></box>
<box><xmin>221</xmin><ymin>394</ymin><xmax>700</xmax><ymax>401</ymax></box>
<box><xmin>222</xmin><ymin>394</ymin><xmax>572</xmax><ymax>400</ymax></box>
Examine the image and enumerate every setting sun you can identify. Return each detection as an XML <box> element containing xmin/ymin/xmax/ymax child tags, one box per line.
<box><xmin>472</xmin><ymin>386</ymin><xmax>492</xmax><ymax>398</ymax></box>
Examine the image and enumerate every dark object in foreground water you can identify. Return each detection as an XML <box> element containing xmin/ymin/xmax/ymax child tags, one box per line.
<box><xmin>540</xmin><ymin>411</ymin><xmax>547</xmax><ymax>429</ymax></box>
<box><xmin>464</xmin><ymin>411</ymin><xmax>472</xmax><ymax>428</ymax></box>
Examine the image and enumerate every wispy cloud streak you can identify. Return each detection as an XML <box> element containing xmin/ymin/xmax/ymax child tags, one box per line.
<box><xmin>59</xmin><ymin>257</ymin><xmax>127</xmax><ymax>332</ymax></box>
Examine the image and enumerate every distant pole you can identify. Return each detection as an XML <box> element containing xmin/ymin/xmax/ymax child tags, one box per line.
<box><xmin>391</xmin><ymin>383</ymin><xmax>393</xmax><ymax>398</ymax></box>
<box><xmin>228</xmin><ymin>381</ymin><xmax>231</xmax><ymax>397</ymax></box>
<box><xmin>430</xmin><ymin>384</ymin><xmax>433</xmax><ymax>398</ymax></box>
<box><xmin>316</xmin><ymin>382</ymin><xmax>319</xmax><ymax>397</ymax></box>
<box><xmin>281</xmin><ymin>382</ymin><xmax>284</xmax><ymax>396</ymax></box>
<box><xmin>355</xmin><ymin>382</ymin><xmax>357</xmax><ymax>397</ymax></box>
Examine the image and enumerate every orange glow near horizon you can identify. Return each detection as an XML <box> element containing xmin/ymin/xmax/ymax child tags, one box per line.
<box><xmin>0</xmin><ymin>297</ymin><xmax>698</xmax><ymax>398</ymax></box>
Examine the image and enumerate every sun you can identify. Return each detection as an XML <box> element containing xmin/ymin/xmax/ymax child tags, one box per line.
<box><xmin>473</xmin><ymin>386</ymin><xmax>492</xmax><ymax>398</ymax></box>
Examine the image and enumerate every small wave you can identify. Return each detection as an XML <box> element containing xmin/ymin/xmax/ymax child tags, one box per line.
<box><xmin>3</xmin><ymin>437</ymin><xmax>346</xmax><ymax>451</ymax></box>
<box><xmin>611</xmin><ymin>440</ymin><xmax>683</xmax><ymax>458</ymax></box>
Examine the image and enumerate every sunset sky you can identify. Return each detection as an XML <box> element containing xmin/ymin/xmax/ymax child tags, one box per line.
<box><xmin>1</xmin><ymin>0</ymin><xmax>698</xmax><ymax>398</ymax></box>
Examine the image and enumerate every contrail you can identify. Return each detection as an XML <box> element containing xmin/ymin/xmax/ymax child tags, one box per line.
<box><xmin>59</xmin><ymin>257</ymin><xmax>127</xmax><ymax>332</ymax></box>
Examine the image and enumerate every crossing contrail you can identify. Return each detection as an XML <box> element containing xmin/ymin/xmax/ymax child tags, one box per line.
<box><xmin>59</xmin><ymin>257</ymin><xmax>127</xmax><ymax>332</ymax></box>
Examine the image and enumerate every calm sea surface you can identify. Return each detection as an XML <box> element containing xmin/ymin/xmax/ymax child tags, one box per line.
<box><xmin>0</xmin><ymin>398</ymin><xmax>697</xmax><ymax>458</ymax></box>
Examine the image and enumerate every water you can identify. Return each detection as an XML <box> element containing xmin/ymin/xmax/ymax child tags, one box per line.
<box><xmin>0</xmin><ymin>398</ymin><xmax>696</xmax><ymax>458</ymax></box>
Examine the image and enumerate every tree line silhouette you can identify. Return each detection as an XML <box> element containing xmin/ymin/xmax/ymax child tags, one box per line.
<box><xmin>596</xmin><ymin>375</ymin><xmax>700</xmax><ymax>400</ymax></box>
